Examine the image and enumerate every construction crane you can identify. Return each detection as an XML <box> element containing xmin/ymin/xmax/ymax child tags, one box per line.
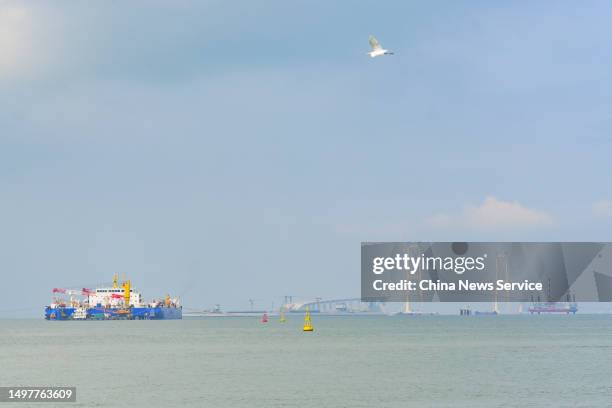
<box><xmin>248</xmin><ymin>298</ymin><xmax>262</xmax><ymax>311</ymax></box>
<box><xmin>52</xmin><ymin>288</ymin><xmax>93</xmax><ymax>296</ymax></box>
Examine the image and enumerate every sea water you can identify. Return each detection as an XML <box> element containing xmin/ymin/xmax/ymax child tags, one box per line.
<box><xmin>1</xmin><ymin>315</ymin><xmax>611</xmax><ymax>407</ymax></box>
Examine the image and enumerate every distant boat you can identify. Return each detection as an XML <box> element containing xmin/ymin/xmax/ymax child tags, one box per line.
<box><xmin>473</xmin><ymin>301</ymin><xmax>499</xmax><ymax>316</ymax></box>
<box><xmin>261</xmin><ymin>313</ymin><xmax>269</xmax><ymax>323</ymax></box>
<box><xmin>528</xmin><ymin>302</ymin><xmax>577</xmax><ymax>315</ymax></box>
<box><xmin>396</xmin><ymin>311</ymin><xmax>438</xmax><ymax>316</ymax></box>
<box><xmin>473</xmin><ymin>310</ymin><xmax>498</xmax><ymax>316</ymax></box>
<box><xmin>303</xmin><ymin>307</ymin><xmax>314</xmax><ymax>332</ymax></box>
<box><xmin>528</xmin><ymin>287</ymin><xmax>578</xmax><ymax>315</ymax></box>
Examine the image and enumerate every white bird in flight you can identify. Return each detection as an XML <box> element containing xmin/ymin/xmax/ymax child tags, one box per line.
<box><xmin>368</xmin><ymin>35</ymin><xmax>394</xmax><ymax>58</ymax></box>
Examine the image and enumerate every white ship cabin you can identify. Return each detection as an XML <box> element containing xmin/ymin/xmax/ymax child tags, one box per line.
<box><xmin>88</xmin><ymin>287</ymin><xmax>144</xmax><ymax>308</ymax></box>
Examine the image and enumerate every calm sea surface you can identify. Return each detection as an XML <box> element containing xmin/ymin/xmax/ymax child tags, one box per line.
<box><xmin>1</xmin><ymin>315</ymin><xmax>611</xmax><ymax>407</ymax></box>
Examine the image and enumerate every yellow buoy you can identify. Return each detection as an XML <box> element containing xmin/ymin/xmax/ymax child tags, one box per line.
<box><xmin>280</xmin><ymin>307</ymin><xmax>287</xmax><ymax>323</ymax></box>
<box><xmin>303</xmin><ymin>307</ymin><xmax>314</xmax><ymax>332</ymax></box>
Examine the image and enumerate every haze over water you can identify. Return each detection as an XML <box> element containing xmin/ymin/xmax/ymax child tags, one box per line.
<box><xmin>2</xmin><ymin>315</ymin><xmax>611</xmax><ymax>407</ymax></box>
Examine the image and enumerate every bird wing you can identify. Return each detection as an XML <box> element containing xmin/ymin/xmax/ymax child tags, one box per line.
<box><xmin>369</xmin><ymin>35</ymin><xmax>382</xmax><ymax>51</ymax></box>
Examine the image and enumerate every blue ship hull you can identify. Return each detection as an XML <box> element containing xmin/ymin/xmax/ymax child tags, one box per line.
<box><xmin>45</xmin><ymin>306</ymin><xmax>182</xmax><ymax>320</ymax></box>
<box><xmin>44</xmin><ymin>307</ymin><xmax>76</xmax><ymax>320</ymax></box>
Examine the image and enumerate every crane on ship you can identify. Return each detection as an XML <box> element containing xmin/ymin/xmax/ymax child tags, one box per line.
<box><xmin>248</xmin><ymin>298</ymin><xmax>263</xmax><ymax>312</ymax></box>
<box><xmin>52</xmin><ymin>288</ymin><xmax>93</xmax><ymax>296</ymax></box>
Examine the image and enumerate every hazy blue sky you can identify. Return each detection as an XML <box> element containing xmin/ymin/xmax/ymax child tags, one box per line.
<box><xmin>2</xmin><ymin>1</ymin><xmax>612</xmax><ymax>315</ymax></box>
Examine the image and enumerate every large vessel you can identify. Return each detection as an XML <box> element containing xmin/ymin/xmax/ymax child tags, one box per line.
<box><xmin>44</xmin><ymin>274</ymin><xmax>182</xmax><ymax>320</ymax></box>
<box><xmin>528</xmin><ymin>290</ymin><xmax>578</xmax><ymax>315</ymax></box>
<box><xmin>528</xmin><ymin>301</ymin><xmax>578</xmax><ymax>315</ymax></box>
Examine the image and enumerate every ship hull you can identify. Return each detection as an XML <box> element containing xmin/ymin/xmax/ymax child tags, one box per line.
<box><xmin>528</xmin><ymin>308</ymin><xmax>577</xmax><ymax>314</ymax></box>
<box><xmin>528</xmin><ymin>303</ymin><xmax>578</xmax><ymax>314</ymax></box>
<box><xmin>44</xmin><ymin>307</ymin><xmax>76</xmax><ymax>320</ymax></box>
<box><xmin>45</xmin><ymin>306</ymin><xmax>182</xmax><ymax>320</ymax></box>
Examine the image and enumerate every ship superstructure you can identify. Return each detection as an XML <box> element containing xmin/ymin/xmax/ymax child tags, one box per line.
<box><xmin>45</xmin><ymin>274</ymin><xmax>182</xmax><ymax>320</ymax></box>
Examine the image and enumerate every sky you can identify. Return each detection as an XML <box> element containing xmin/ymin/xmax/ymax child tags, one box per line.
<box><xmin>1</xmin><ymin>1</ymin><xmax>612</xmax><ymax>315</ymax></box>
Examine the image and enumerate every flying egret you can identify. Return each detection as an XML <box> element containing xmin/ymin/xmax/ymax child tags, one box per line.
<box><xmin>368</xmin><ymin>35</ymin><xmax>394</xmax><ymax>58</ymax></box>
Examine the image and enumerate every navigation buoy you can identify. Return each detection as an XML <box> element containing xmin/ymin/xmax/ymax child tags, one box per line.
<box><xmin>261</xmin><ymin>313</ymin><xmax>268</xmax><ymax>323</ymax></box>
<box><xmin>280</xmin><ymin>309</ymin><xmax>286</xmax><ymax>323</ymax></box>
<box><xmin>303</xmin><ymin>307</ymin><xmax>313</xmax><ymax>332</ymax></box>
